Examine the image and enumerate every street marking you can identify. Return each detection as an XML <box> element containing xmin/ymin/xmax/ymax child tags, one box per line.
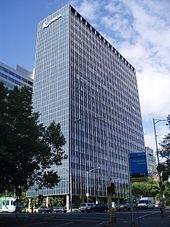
<box><xmin>23</xmin><ymin>221</ymin><xmax>48</xmax><ymax>226</ymax></box>
<box><xmin>94</xmin><ymin>222</ymin><xmax>106</xmax><ymax>226</ymax></box>
<box><xmin>54</xmin><ymin>217</ymin><xmax>105</xmax><ymax>222</ymax></box>
<box><xmin>136</xmin><ymin>211</ymin><xmax>160</xmax><ymax>219</ymax></box>
<box><xmin>55</xmin><ymin>222</ymin><xmax>73</xmax><ymax>226</ymax></box>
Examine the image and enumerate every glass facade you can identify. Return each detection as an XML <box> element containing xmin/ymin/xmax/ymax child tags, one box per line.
<box><xmin>0</xmin><ymin>61</ymin><xmax>33</xmax><ymax>89</ymax></box>
<box><xmin>28</xmin><ymin>6</ymin><xmax>70</xmax><ymax>197</ymax></box>
<box><xmin>28</xmin><ymin>5</ymin><xmax>145</xmax><ymax>199</ymax></box>
<box><xmin>145</xmin><ymin>147</ymin><xmax>156</xmax><ymax>177</ymax></box>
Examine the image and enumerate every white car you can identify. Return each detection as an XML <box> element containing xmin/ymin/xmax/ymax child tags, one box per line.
<box><xmin>79</xmin><ymin>203</ymin><xmax>94</xmax><ymax>213</ymax></box>
<box><xmin>137</xmin><ymin>197</ymin><xmax>155</xmax><ymax>209</ymax></box>
<box><xmin>53</xmin><ymin>207</ymin><xmax>66</xmax><ymax>213</ymax></box>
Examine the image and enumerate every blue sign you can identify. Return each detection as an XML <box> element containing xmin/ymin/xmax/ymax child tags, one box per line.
<box><xmin>129</xmin><ymin>152</ymin><xmax>148</xmax><ymax>178</ymax></box>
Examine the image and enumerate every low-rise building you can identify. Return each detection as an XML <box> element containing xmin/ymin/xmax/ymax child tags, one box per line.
<box><xmin>145</xmin><ymin>147</ymin><xmax>157</xmax><ymax>176</ymax></box>
<box><xmin>0</xmin><ymin>61</ymin><xmax>33</xmax><ymax>89</ymax></box>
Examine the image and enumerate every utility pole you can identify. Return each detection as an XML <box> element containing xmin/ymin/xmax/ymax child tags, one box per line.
<box><xmin>153</xmin><ymin>115</ymin><xmax>170</xmax><ymax>217</ymax></box>
<box><xmin>86</xmin><ymin>167</ymin><xmax>100</xmax><ymax>202</ymax></box>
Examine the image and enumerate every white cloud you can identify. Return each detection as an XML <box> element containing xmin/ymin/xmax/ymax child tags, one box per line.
<box><xmin>102</xmin><ymin>15</ymin><xmax>134</xmax><ymax>41</ymax></box>
<box><xmin>102</xmin><ymin>0</ymin><xmax>170</xmax><ymax>119</ymax></box>
<box><xmin>73</xmin><ymin>0</ymin><xmax>100</xmax><ymax>21</ymax></box>
<box><xmin>119</xmin><ymin>1</ymin><xmax>170</xmax><ymax>119</ymax></box>
<box><xmin>119</xmin><ymin>39</ymin><xmax>170</xmax><ymax>118</ymax></box>
<box><xmin>138</xmin><ymin>70</ymin><xmax>170</xmax><ymax>117</ymax></box>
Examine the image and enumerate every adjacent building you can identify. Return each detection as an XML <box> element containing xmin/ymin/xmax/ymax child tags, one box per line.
<box><xmin>0</xmin><ymin>61</ymin><xmax>33</xmax><ymax>89</ymax></box>
<box><xmin>28</xmin><ymin>5</ymin><xmax>145</xmax><ymax>208</ymax></box>
<box><xmin>145</xmin><ymin>147</ymin><xmax>156</xmax><ymax>176</ymax></box>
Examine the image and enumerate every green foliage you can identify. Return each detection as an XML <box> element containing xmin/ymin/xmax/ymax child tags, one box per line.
<box><xmin>49</xmin><ymin>196</ymin><xmax>65</xmax><ymax>207</ymax></box>
<box><xmin>19</xmin><ymin>191</ymin><xmax>29</xmax><ymax>208</ymax></box>
<box><xmin>159</xmin><ymin>133</ymin><xmax>170</xmax><ymax>182</ymax></box>
<box><xmin>0</xmin><ymin>83</ymin><xmax>67</xmax><ymax>196</ymax></box>
<box><xmin>132</xmin><ymin>179</ymin><xmax>159</xmax><ymax>198</ymax></box>
<box><xmin>160</xmin><ymin>133</ymin><xmax>170</xmax><ymax>160</ymax></box>
<box><xmin>37</xmin><ymin>194</ymin><xmax>44</xmax><ymax>206</ymax></box>
<box><xmin>164</xmin><ymin>182</ymin><xmax>170</xmax><ymax>205</ymax></box>
<box><xmin>30</xmin><ymin>197</ymin><xmax>39</xmax><ymax>209</ymax></box>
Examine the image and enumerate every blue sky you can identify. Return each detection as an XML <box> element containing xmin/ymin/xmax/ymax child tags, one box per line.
<box><xmin>0</xmin><ymin>0</ymin><xmax>170</xmax><ymax>151</ymax></box>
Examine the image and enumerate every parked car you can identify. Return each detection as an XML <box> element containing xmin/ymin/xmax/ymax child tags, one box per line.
<box><xmin>53</xmin><ymin>207</ymin><xmax>66</xmax><ymax>213</ymax></box>
<box><xmin>93</xmin><ymin>204</ymin><xmax>108</xmax><ymax>213</ymax></box>
<box><xmin>117</xmin><ymin>202</ymin><xmax>130</xmax><ymax>211</ymax></box>
<box><xmin>38</xmin><ymin>206</ymin><xmax>52</xmax><ymax>213</ymax></box>
<box><xmin>137</xmin><ymin>197</ymin><xmax>155</xmax><ymax>209</ymax></box>
<box><xmin>155</xmin><ymin>201</ymin><xmax>159</xmax><ymax>208</ymax></box>
<box><xmin>79</xmin><ymin>203</ymin><xmax>94</xmax><ymax>213</ymax></box>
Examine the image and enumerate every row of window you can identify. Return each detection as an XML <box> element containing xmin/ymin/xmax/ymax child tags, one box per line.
<box><xmin>0</xmin><ymin>72</ymin><xmax>22</xmax><ymax>86</ymax></box>
<box><xmin>0</xmin><ymin>66</ymin><xmax>32</xmax><ymax>85</ymax></box>
<box><xmin>70</xmin><ymin>7</ymin><xmax>135</xmax><ymax>73</ymax></box>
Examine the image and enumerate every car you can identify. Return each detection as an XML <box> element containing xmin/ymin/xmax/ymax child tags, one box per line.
<box><xmin>137</xmin><ymin>197</ymin><xmax>155</xmax><ymax>209</ymax></box>
<box><xmin>118</xmin><ymin>202</ymin><xmax>130</xmax><ymax>211</ymax></box>
<box><xmin>155</xmin><ymin>201</ymin><xmax>159</xmax><ymax>208</ymax></box>
<box><xmin>93</xmin><ymin>204</ymin><xmax>108</xmax><ymax>213</ymax></box>
<box><xmin>38</xmin><ymin>206</ymin><xmax>52</xmax><ymax>213</ymax></box>
<box><xmin>52</xmin><ymin>207</ymin><xmax>66</xmax><ymax>213</ymax></box>
<box><xmin>79</xmin><ymin>203</ymin><xmax>94</xmax><ymax>213</ymax></box>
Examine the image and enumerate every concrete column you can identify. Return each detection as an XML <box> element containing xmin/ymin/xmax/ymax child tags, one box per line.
<box><xmin>66</xmin><ymin>194</ymin><xmax>70</xmax><ymax>212</ymax></box>
<box><xmin>46</xmin><ymin>196</ymin><xmax>49</xmax><ymax>207</ymax></box>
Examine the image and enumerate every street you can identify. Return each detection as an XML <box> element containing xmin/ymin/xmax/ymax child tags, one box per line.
<box><xmin>0</xmin><ymin>208</ymin><xmax>170</xmax><ymax>227</ymax></box>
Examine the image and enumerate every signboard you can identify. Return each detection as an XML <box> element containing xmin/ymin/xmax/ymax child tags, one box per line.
<box><xmin>42</xmin><ymin>14</ymin><xmax>62</xmax><ymax>29</ymax></box>
<box><xmin>129</xmin><ymin>152</ymin><xmax>148</xmax><ymax>181</ymax></box>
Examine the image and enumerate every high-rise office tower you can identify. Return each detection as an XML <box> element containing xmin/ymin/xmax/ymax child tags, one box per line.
<box><xmin>28</xmin><ymin>5</ymin><xmax>145</xmax><ymax>208</ymax></box>
<box><xmin>0</xmin><ymin>61</ymin><xmax>33</xmax><ymax>89</ymax></box>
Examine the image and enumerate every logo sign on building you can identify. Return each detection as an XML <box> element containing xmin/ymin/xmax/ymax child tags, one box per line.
<box><xmin>129</xmin><ymin>152</ymin><xmax>148</xmax><ymax>182</ymax></box>
<box><xmin>42</xmin><ymin>14</ymin><xmax>62</xmax><ymax>29</ymax></box>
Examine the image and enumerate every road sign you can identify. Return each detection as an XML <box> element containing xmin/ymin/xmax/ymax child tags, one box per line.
<box><xmin>129</xmin><ymin>152</ymin><xmax>148</xmax><ymax>181</ymax></box>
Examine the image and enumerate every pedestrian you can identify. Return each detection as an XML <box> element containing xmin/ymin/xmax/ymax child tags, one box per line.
<box><xmin>159</xmin><ymin>199</ymin><xmax>165</xmax><ymax>217</ymax></box>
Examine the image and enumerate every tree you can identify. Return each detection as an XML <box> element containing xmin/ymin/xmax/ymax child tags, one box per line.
<box><xmin>164</xmin><ymin>182</ymin><xmax>170</xmax><ymax>205</ymax></box>
<box><xmin>49</xmin><ymin>196</ymin><xmax>65</xmax><ymax>207</ymax></box>
<box><xmin>132</xmin><ymin>179</ymin><xmax>159</xmax><ymax>198</ymax></box>
<box><xmin>159</xmin><ymin>133</ymin><xmax>170</xmax><ymax>181</ymax></box>
<box><xmin>0</xmin><ymin>83</ymin><xmax>67</xmax><ymax>196</ymax></box>
<box><xmin>158</xmin><ymin>133</ymin><xmax>170</xmax><ymax>204</ymax></box>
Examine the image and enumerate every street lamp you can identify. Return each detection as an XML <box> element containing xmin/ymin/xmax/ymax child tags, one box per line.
<box><xmin>76</xmin><ymin>116</ymin><xmax>111</xmax><ymax>198</ymax></box>
<box><xmin>153</xmin><ymin>115</ymin><xmax>170</xmax><ymax>165</ymax></box>
<box><xmin>86</xmin><ymin>167</ymin><xmax>100</xmax><ymax>201</ymax></box>
<box><xmin>153</xmin><ymin>115</ymin><xmax>170</xmax><ymax>215</ymax></box>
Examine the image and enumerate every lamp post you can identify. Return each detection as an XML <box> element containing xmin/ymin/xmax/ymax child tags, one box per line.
<box><xmin>153</xmin><ymin>115</ymin><xmax>170</xmax><ymax>166</ymax></box>
<box><xmin>153</xmin><ymin>115</ymin><xmax>170</xmax><ymax>216</ymax></box>
<box><xmin>86</xmin><ymin>167</ymin><xmax>100</xmax><ymax>202</ymax></box>
<box><xmin>74</xmin><ymin>116</ymin><xmax>110</xmax><ymax>202</ymax></box>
